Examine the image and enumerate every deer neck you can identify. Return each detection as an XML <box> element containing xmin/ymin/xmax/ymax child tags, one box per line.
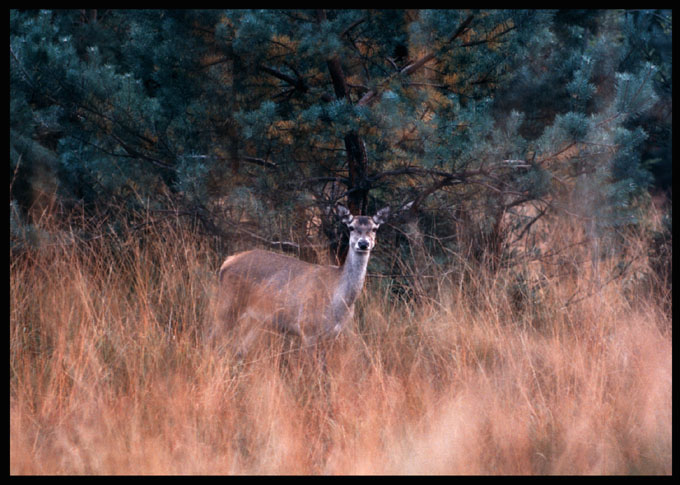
<box><xmin>323</xmin><ymin>249</ymin><xmax>369</xmax><ymax>336</ymax></box>
<box><xmin>322</xmin><ymin>248</ymin><xmax>370</xmax><ymax>336</ymax></box>
<box><xmin>338</xmin><ymin>248</ymin><xmax>370</xmax><ymax>305</ymax></box>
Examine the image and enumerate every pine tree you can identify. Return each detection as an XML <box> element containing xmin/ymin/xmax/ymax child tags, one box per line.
<box><xmin>10</xmin><ymin>9</ymin><xmax>671</xmax><ymax>272</ymax></box>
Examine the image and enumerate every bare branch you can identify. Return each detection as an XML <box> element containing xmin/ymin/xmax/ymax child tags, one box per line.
<box><xmin>242</xmin><ymin>156</ymin><xmax>278</xmax><ymax>169</ymax></box>
<box><xmin>341</xmin><ymin>17</ymin><xmax>367</xmax><ymax>38</ymax></box>
<box><xmin>260</xmin><ymin>65</ymin><xmax>307</xmax><ymax>92</ymax></box>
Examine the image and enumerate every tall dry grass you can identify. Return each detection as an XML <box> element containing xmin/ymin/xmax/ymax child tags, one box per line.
<box><xmin>10</xmin><ymin>208</ymin><xmax>671</xmax><ymax>475</ymax></box>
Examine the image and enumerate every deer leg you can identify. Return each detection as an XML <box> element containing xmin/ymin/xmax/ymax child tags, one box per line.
<box><xmin>233</xmin><ymin>309</ymin><xmax>264</xmax><ymax>363</ymax></box>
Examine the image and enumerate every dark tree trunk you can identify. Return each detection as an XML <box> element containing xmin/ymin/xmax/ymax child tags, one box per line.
<box><xmin>318</xmin><ymin>10</ymin><xmax>369</xmax><ymax>214</ymax></box>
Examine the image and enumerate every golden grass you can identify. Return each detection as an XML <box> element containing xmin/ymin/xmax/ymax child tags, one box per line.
<box><xmin>10</xmin><ymin>213</ymin><xmax>671</xmax><ymax>475</ymax></box>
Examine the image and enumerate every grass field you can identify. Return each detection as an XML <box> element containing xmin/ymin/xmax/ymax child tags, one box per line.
<box><xmin>10</xmin><ymin>208</ymin><xmax>671</xmax><ymax>475</ymax></box>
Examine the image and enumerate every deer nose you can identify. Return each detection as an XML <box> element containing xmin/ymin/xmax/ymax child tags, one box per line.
<box><xmin>357</xmin><ymin>240</ymin><xmax>370</xmax><ymax>251</ymax></box>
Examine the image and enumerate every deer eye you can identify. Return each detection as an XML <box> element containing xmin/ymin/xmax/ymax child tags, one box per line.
<box><xmin>348</xmin><ymin>226</ymin><xmax>355</xmax><ymax>232</ymax></box>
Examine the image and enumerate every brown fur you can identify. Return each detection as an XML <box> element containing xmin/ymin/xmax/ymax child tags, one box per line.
<box><xmin>209</xmin><ymin>206</ymin><xmax>391</xmax><ymax>357</ymax></box>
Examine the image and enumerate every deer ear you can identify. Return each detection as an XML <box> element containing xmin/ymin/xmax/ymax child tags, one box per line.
<box><xmin>337</xmin><ymin>204</ymin><xmax>353</xmax><ymax>225</ymax></box>
<box><xmin>372</xmin><ymin>206</ymin><xmax>391</xmax><ymax>226</ymax></box>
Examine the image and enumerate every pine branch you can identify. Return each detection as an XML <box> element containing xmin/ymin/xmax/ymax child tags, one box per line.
<box><xmin>460</xmin><ymin>23</ymin><xmax>516</xmax><ymax>47</ymax></box>
<box><xmin>400</xmin><ymin>13</ymin><xmax>474</xmax><ymax>76</ymax></box>
<box><xmin>341</xmin><ymin>17</ymin><xmax>367</xmax><ymax>38</ymax></box>
<box><xmin>357</xmin><ymin>13</ymin><xmax>475</xmax><ymax>107</ymax></box>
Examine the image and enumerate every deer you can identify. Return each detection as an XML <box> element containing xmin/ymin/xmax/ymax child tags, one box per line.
<box><xmin>209</xmin><ymin>205</ymin><xmax>392</xmax><ymax>362</ymax></box>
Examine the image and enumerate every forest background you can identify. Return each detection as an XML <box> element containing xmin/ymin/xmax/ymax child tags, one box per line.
<box><xmin>10</xmin><ymin>9</ymin><xmax>672</xmax><ymax>475</ymax></box>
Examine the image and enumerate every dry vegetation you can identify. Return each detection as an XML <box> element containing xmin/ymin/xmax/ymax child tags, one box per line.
<box><xmin>10</xmin><ymin>205</ymin><xmax>672</xmax><ymax>475</ymax></box>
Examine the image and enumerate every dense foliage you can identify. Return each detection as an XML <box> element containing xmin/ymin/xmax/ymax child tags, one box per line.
<box><xmin>10</xmin><ymin>9</ymin><xmax>671</xmax><ymax>273</ymax></box>
<box><xmin>10</xmin><ymin>11</ymin><xmax>672</xmax><ymax>475</ymax></box>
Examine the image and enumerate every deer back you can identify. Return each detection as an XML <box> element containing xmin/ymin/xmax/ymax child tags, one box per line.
<box><xmin>218</xmin><ymin>249</ymin><xmax>343</xmax><ymax>335</ymax></box>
